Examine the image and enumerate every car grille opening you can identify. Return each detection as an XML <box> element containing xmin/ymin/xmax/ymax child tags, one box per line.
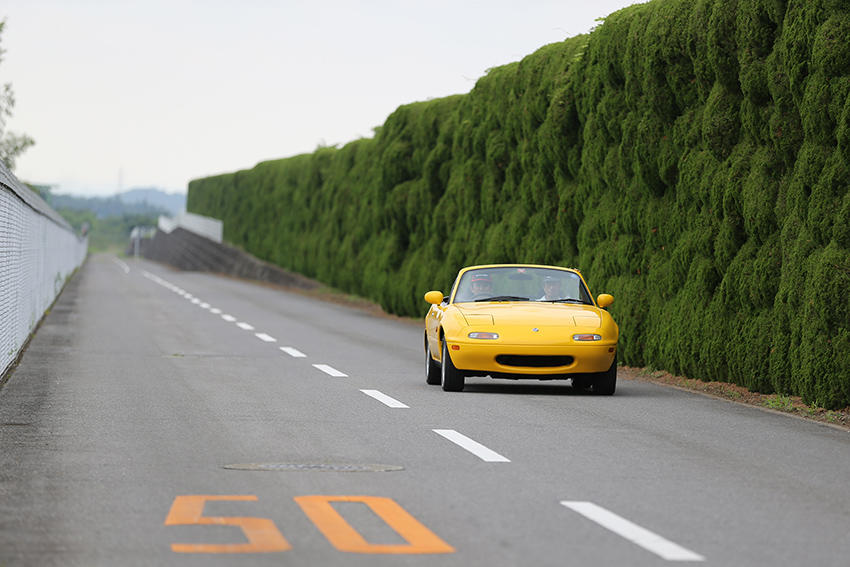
<box><xmin>495</xmin><ymin>355</ymin><xmax>574</xmax><ymax>367</ymax></box>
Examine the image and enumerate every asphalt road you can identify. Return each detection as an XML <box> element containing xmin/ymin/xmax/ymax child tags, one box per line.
<box><xmin>1</xmin><ymin>254</ymin><xmax>848</xmax><ymax>566</ymax></box>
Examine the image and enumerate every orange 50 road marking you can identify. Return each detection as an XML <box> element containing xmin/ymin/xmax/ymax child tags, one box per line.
<box><xmin>165</xmin><ymin>495</ymin><xmax>290</xmax><ymax>553</ymax></box>
<box><xmin>165</xmin><ymin>494</ymin><xmax>454</xmax><ymax>555</ymax></box>
<box><xmin>295</xmin><ymin>495</ymin><xmax>454</xmax><ymax>554</ymax></box>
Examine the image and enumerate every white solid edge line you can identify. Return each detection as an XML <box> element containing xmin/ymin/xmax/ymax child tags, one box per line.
<box><xmin>312</xmin><ymin>364</ymin><xmax>348</xmax><ymax>377</ymax></box>
<box><xmin>255</xmin><ymin>333</ymin><xmax>277</xmax><ymax>342</ymax></box>
<box><xmin>432</xmin><ymin>429</ymin><xmax>510</xmax><ymax>462</ymax></box>
<box><xmin>360</xmin><ymin>389</ymin><xmax>409</xmax><ymax>409</ymax></box>
<box><xmin>112</xmin><ymin>258</ymin><xmax>130</xmax><ymax>274</ymax></box>
<box><xmin>236</xmin><ymin>322</ymin><xmax>255</xmax><ymax>330</ymax></box>
<box><xmin>560</xmin><ymin>501</ymin><xmax>705</xmax><ymax>562</ymax></box>
<box><xmin>280</xmin><ymin>346</ymin><xmax>306</xmax><ymax>358</ymax></box>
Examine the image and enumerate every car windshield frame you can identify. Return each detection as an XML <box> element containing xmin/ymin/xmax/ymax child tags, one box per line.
<box><xmin>451</xmin><ymin>266</ymin><xmax>593</xmax><ymax>305</ymax></box>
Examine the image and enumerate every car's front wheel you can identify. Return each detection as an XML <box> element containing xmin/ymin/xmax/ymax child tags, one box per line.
<box><xmin>592</xmin><ymin>355</ymin><xmax>617</xmax><ymax>395</ymax></box>
<box><xmin>441</xmin><ymin>341</ymin><xmax>465</xmax><ymax>392</ymax></box>
<box><xmin>425</xmin><ymin>337</ymin><xmax>441</xmax><ymax>385</ymax></box>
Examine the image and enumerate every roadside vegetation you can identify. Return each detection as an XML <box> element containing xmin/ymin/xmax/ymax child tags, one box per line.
<box><xmin>187</xmin><ymin>0</ymin><xmax>850</xmax><ymax>409</ymax></box>
<box><xmin>626</xmin><ymin>367</ymin><xmax>849</xmax><ymax>430</ymax></box>
<box><xmin>30</xmin><ymin>185</ymin><xmax>162</xmax><ymax>253</ymax></box>
<box><xmin>0</xmin><ymin>19</ymin><xmax>34</xmax><ymax>170</ymax></box>
<box><xmin>54</xmin><ymin>208</ymin><xmax>159</xmax><ymax>254</ymax></box>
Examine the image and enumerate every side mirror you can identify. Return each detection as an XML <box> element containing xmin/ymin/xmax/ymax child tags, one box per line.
<box><xmin>597</xmin><ymin>293</ymin><xmax>614</xmax><ymax>308</ymax></box>
<box><xmin>424</xmin><ymin>290</ymin><xmax>445</xmax><ymax>305</ymax></box>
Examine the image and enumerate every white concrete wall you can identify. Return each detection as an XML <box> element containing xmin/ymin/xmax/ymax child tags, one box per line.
<box><xmin>158</xmin><ymin>212</ymin><xmax>222</xmax><ymax>243</ymax></box>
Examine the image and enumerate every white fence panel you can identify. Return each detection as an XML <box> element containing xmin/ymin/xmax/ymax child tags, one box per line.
<box><xmin>0</xmin><ymin>165</ymin><xmax>87</xmax><ymax>378</ymax></box>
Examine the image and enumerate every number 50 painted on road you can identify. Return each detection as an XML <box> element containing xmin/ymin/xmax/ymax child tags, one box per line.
<box><xmin>165</xmin><ymin>494</ymin><xmax>455</xmax><ymax>555</ymax></box>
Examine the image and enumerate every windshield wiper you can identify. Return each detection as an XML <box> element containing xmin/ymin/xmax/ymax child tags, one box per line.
<box><xmin>474</xmin><ymin>295</ymin><xmax>529</xmax><ymax>302</ymax></box>
<box><xmin>545</xmin><ymin>298</ymin><xmax>590</xmax><ymax>304</ymax></box>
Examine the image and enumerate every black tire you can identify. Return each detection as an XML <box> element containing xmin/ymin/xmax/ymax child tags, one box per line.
<box><xmin>592</xmin><ymin>356</ymin><xmax>617</xmax><ymax>396</ymax></box>
<box><xmin>425</xmin><ymin>337</ymin><xmax>441</xmax><ymax>385</ymax></box>
<box><xmin>441</xmin><ymin>340</ymin><xmax>465</xmax><ymax>392</ymax></box>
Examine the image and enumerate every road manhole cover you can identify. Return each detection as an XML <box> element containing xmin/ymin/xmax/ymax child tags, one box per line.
<box><xmin>223</xmin><ymin>462</ymin><xmax>404</xmax><ymax>472</ymax></box>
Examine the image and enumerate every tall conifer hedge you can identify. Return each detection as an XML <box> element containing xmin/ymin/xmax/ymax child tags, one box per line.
<box><xmin>188</xmin><ymin>0</ymin><xmax>850</xmax><ymax>409</ymax></box>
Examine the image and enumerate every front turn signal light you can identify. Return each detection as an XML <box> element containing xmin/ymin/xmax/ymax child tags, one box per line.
<box><xmin>573</xmin><ymin>334</ymin><xmax>602</xmax><ymax>341</ymax></box>
<box><xmin>468</xmin><ymin>332</ymin><xmax>499</xmax><ymax>339</ymax></box>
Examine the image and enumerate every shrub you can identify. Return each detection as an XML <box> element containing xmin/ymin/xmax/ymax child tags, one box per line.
<box><xmin>188</xmin><ymin>0</ymin><xmax>850</xmax><ymax>408</ymax></box>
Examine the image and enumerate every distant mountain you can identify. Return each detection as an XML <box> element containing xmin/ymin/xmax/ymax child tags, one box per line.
<box><xmin>118</xmin><ymin>188</ymin><xmax>186</xmax><ymax>216</ymax></box>
<box><xmin>47</xmin><ymin>187</ymin><xmax>186</xmax><ymax>219</ymax></box>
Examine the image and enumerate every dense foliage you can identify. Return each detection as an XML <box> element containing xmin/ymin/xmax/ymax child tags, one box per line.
<box><xmin>54</xmin><ymin>208</ymin><xmax>159</xmax><ymax>253</ymax></box>
<box><xmin>188</xmin><ymin>0</ymin><xmax>850</xmax><ymax>408</ymax></box>
<box><xmin>29</xmin><ymin>185</ymin><xmax>165</xmax><ymax>252</ymax></box>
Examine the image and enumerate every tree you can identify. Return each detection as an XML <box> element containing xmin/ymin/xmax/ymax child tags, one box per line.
<box><xmin>0</xmin><ymin>19</ymin><xmax>34</xmax><ymax>171</ymax></box>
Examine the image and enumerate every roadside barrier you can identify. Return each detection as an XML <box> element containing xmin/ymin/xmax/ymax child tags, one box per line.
<box><xmin>0</xmin><ymin>163</ymin><xmax>87</xmax><ymax>380</ymax></box>
<box><xmin>136</xmin><ymin>226</ymin><xmax>317</xmax><ymax>290</ymax></box>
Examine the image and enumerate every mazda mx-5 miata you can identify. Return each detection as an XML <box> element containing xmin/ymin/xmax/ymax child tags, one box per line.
<box><xmin>424</xmin><ymin>264</ymin><xmax>619</xmax><ymax>393</ymax></box>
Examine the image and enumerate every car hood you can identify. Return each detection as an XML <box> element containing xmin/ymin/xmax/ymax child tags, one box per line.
<box><xmin>456</xmin><ymin>302</ymin><xmax>602</xmax><ymax>329</ymax></box>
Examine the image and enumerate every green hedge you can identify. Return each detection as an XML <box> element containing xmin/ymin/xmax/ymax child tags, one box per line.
<box><xmin>188</xmin><ymin>0</ymin><xmax>850</xmax><ymax>409</ymax></box>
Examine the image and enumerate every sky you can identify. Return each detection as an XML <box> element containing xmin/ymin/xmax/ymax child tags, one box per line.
<box><xmin>2</xmin><ymin>0</ymin><xmax>643</xmax><ymax>196</ymax></box>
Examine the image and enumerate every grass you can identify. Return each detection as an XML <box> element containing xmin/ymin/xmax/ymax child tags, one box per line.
<box><xmin>627</xmin><ymin>366</ymin><xmax>850</xmax><ymax>431</ymax></box>
<box><xmin>763</xmin><ymin>395</ymin><xmax>794</xmax><ymax>411</ymax></box>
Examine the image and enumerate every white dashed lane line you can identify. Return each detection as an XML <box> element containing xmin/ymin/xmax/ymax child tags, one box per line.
<box><xmin>280</xmin><ymin>346</ymin><xmax>306</xmax><ymax>358</ymax></box>
<box><xmin>143</xmin><ymin>272</ymin><xmax>284</xmax><ymax>348</ymax></box>
<box><xmin>560</xmin><ymin>501</ymin><xmax>705</xmax><ymax>562</ymax></box>
<box><xmin>112</xmin><ymin>257</ymin><xmax>130</xmax><ymax>274</ymax></box>
<box><xmin>432</xmin><ymin>429</ymin><xmax>510</xmax><ymax>462</ymax></box>
<box><xmin>312</xmin><ymin>364</ymin><xmax>348</xmax><ymax>377</ymax></box>
<box><xmin>360</xmin><ymin>389</ymin><xmax>409</xmax><ymax>408</ymax></box>
<box><xmin>146</xmin><ymin>272</ymin><xmax>522</xmax><ymax>470</ymax></box>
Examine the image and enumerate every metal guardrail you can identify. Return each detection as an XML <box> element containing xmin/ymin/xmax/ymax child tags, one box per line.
<box><xmin>0</xmin><ymin>163</ymin><xmax>88</xmax><ymax>379</ymax></box>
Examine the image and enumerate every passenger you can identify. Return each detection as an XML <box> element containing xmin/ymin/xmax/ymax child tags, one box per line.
<box><xmin>469</xmin><ymin>273</ymin><xmax>494</xmax><ymax>300</ymax></box>
<box><xmin>538</xmin><ymin>275</ymin><xmax>563</xmax><ymax>301</ymax></box>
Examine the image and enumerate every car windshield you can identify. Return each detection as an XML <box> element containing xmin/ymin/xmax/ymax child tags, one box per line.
<box><xmin>452</xmin><ymin>267</ymin><xmax>593</xmax><ymax>304</ymax></box>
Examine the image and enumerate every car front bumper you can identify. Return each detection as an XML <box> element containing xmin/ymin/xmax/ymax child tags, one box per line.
<box><xmin>444</xmin><ymin>340</ymin><xmax>616</xmax><ymax>376</ymax></box>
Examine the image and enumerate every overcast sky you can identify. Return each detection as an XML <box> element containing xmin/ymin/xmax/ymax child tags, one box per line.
<box><xmin>3</xmin><ymin>0</ymin><xmax>642</xmax><ymax>196</ymax></box>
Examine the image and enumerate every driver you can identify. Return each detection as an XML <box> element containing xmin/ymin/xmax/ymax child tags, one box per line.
<box><xmin>469</xmin><ymin>273</ymin><xmax>494</xmax><ymax>300</ymax></box>
<box><xmin>538</xmin><ymin>275</ymin><xmax>563</xmax><ymax>301</ymax></box>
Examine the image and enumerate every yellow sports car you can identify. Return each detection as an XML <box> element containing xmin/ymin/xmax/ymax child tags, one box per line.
<box><xmin>424</xmin><ymin>264</ymin><xmax>618</xmax><ymax>393</ymax></box>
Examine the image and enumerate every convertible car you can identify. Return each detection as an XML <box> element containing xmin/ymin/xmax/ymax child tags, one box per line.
<box><xmin>424</xmin><ymin>264</ymin><xmax>618</xmax><ymax>393</ymax></box>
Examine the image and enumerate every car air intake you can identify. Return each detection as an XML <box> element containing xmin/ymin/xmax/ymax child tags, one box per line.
<box><xmin>495</xmin><ymin>355</ymin><xmax>574</xmax><ymax>367</ymax></box>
